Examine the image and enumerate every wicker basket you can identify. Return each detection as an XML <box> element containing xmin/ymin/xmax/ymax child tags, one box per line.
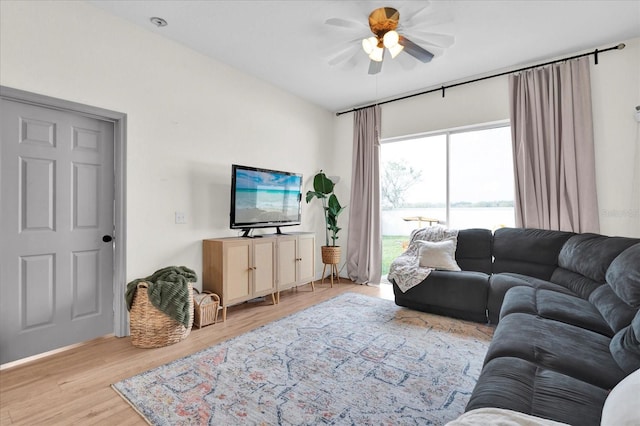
<box><xmin>129</xmin><ymin>282</ymin><xmax>194</xmax><ymax>348</ymax></box>
<box><xmin>321</xmin><ymin>246</ymin><xmax>341</xmax><ymax>265</ymax></box>
<box><xmin>193</xmin><ymin>290</ymin><xmax>220</xmax><ymax>328</ymax></box>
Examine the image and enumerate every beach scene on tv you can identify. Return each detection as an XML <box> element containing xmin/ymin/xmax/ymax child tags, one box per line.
<box><xmin>235</xmin><ymin>168</ymin><xmax>302</xmax><ymax>224</ymax></box>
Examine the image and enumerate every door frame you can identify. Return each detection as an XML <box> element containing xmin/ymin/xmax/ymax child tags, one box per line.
<box><xmin>1</xmin><ymin>86</ymin><xmax>128</xmax><ymax>337</ymax></box>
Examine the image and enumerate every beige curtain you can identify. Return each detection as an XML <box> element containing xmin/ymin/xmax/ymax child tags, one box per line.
<box><xmin>347</xmin><ymin>105</ymin><xmax>382</xmax><ymax>284</ymax></box>
<box><xmin>509</xmin><ymin>57</ymin><xmax>600</xmax><ymax>233</ymax></box>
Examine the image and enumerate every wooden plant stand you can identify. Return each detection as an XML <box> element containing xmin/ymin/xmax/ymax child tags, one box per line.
<box><xmin>321</xmin><ymin>263</ymin><xmax>340</xmax><ymax>287</ymax></box>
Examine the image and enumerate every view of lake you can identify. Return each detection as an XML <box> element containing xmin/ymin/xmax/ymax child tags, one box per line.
<box><xmin>382</xmin><ymin>207</ymin><xmax>515</xmax><ymax>235</ymax></box>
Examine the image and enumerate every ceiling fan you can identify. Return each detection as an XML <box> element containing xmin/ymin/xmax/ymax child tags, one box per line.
<box><xmin>326</xmin><ymin>5</ymin><xmax>454</xmax><ymax>75</ymax></box>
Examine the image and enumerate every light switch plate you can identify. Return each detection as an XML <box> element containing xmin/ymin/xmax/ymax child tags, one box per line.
<box><xmin>175</xmin><ymin>211</ymin><xmax>186</xmax><ymax>224</ymax></box>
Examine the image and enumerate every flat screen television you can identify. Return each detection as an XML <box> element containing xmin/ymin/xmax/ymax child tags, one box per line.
<box><xmin>230</xmin><ymin>164</ymin><xmax>303</xmax><ymax>237</ymax></box>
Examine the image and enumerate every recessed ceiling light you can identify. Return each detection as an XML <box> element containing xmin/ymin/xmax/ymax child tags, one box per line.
<box><xmin>150</xmin><ymin>17</ymin><xmax>167</xmax><ymax>27</ymax></box>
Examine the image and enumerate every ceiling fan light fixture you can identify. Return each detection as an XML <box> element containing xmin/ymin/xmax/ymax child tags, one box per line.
<box><xmin>383</xmin><ymin>30</ymin><xmax>399</xmax><ymax>48</ymax></box>
<box><xmin>362</xmin><ymin>36</ymin><xmax>378</xmax><ymax>54</ymax></box>
<box><xmin>369</xmin><ymin>46</ymin><xmax>384</xmax><ymax>62</ymax></box>
<box><xmin>388</xmin><ymin>43</ymin><xmax>404</xmax><ymax>58</ymax></box>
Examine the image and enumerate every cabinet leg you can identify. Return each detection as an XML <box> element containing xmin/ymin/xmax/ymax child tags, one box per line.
<box><xmin>271</xmin><ymin>293</ymin><xmax>277</xmax><ymax>305</ymax></box>
<box><xmin>222</xmin><ymin>306</ymin><xmax>227</xmax><ymax>322</ymax></box>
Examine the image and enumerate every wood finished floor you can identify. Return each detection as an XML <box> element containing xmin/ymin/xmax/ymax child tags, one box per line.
<box><xmin>0</xmin><ymin>282</ymin><xmax>394</xmax><ymax>425</ymax></box>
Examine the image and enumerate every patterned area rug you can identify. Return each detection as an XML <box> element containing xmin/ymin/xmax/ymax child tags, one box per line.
<box><xmin>112</xmin><ymin>292</ymin><xmax>494</xmax><ymax>425</ymax></box>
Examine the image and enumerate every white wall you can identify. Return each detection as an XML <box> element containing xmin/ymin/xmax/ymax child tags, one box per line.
<box><xmin>591</xmin><ymin>38</ymin><xmax>640</xmax><ymax>237</ymax></box>
<box><xmin>0</xmin><ymin>1</ymin><xmax>335</xmax><ymax>285</ymax></box>
<box><xmin>334</xmin><ymin>38</ymin><xmax>640</xmax><ymax>239</ymax></box>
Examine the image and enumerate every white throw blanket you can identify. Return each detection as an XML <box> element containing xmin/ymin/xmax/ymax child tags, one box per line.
<box><xmin>445</xmin><ymin>408</ymin><xmax>570</xmax><ymax>426</ymax></box>
<box><xmin>387</xmin><ymin>226</ymin><xmax>459</xmax><ymax>292</ymax></box>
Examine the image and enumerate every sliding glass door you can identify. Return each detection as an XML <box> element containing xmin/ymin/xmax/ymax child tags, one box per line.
<box><xmin>380</xmin><ymin>122</ymin><xmax>515</xmax><ymax>276</ymax></box>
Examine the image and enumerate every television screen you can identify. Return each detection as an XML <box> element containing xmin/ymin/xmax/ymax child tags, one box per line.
<box><xmin>230</xmin><ymin>164</ymin><xmax>302</xmax><ymax>235</ymax></box>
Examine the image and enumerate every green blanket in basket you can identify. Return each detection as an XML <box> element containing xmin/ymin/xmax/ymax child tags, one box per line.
<box><xmin>126</xmin><ymin>266</ymin><xmax>197</xmax><ymax>328</ymax></box>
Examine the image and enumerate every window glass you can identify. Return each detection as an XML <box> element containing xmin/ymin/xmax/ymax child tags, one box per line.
<box><xmin>449</xmin><ymin>126</ymin><xmax>514</xmax><ymax>229</ymax></box>
<box><xmin>381</xmin><ymin>134</ymin><xmax>446</xmax><ymax>235</ymax></box>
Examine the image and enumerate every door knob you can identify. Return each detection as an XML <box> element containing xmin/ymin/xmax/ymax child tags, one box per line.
<box><xmin>102</xmin><ymin>235</ymin><xmax>113</xmax><ymax>243</ymax></box>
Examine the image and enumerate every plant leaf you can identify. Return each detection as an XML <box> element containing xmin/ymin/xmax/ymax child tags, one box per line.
<box><xmin>313</xmin><ymin>172</ymin><xmax>334</xmax><ymax>195</ymax></box>
<box><xmin>306</xmin><ymin>190</ymin><xmax>326</xmax><ymax>203</ymax></box>
<box><xmin>327</xmin><ymin>194</ymin><xmax>345</xmax><ymax>217</ymax></box>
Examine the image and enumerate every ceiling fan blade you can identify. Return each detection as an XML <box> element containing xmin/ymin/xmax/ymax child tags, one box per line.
<box><xmin>325</xmin><ymin>17</ymin><xmax>367</xmax><ymax>30</ymax></box>
<box><xmin>401</xmin><ymin>8</ymin><xmax>454</xmax><ymax>32</ymax></box>
<box><xmin>368</xmin><ymin>59</ymin><xmax>383</xmax><ymax>75</ymax></box>
<box><xmin>396</xmin><ymin>52</ymin><xmax>418</xmax><ymax>71</ymax></box>
<box><xmin>401</xmin><ymin>3</ymin><xmax>432</xmax><ymax>27</ymax></box>
<box><xmin>327</xmin><ymin>44</ymin><xmax>360</xmax><ymax>66</ymax></box>
<box><xmin>398</xmin><ymin>36</ymin><xmax>434</xmax><ymax>63</ymax></box>
<box><xmin>405</xmin><ymin>31</ymin><xmax>455</xmax><ymax>48</ymax></box>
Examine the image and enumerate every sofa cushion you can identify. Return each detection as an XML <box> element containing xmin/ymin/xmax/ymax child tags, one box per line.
<box><xmin>610</xmin><ymin>309</ymin><xmax>640</xmax><ymax>374</ymax></box>
<box><xmin>606</xmin><ymin>243</ymin><xmax>640</xmax><ymax>307</ymax></box>
<box><xmin>466</xmin><ymin>357</ymin><xmax>608</xmax><ymax>426</ymax></box>
<box><xmin>556</xmin><ymin>233</ymin><xmax>639</xmax><ymax>283</ymax></box>
<box><xmin>487</xmin><ymin>273</ymin><xmax>576</xmax><ymax>324</ymax></box>
<box><xmin>484</xmin><ymin>313</ymin><xmax>626</xmax><ymax>389</ymax></box>
<box><xmin>588</xmin><ymin>284</ymin><xmax>639</xmax><ymax>333</ymax></box>
<box><xmin>492</xmin><ymin>228</ymin><xmax>574</xmax><ymax>280</ymax></box>
<box><xmin>454</xmin><ymin>228</ymin><xmax>493</xmax><ymax>274</ymax></box>
<box><xmin>500</xmin><ymin>287</ymin><xmax>613</xmax><ymax>337</ymax></box>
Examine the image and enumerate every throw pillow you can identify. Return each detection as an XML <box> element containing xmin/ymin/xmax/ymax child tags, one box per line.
<box><xmin>416</xmin><ymin>238</ymin><xmax>461</xmax><ymax>271</ymax></box>
<box><xmin>600</xmin><ymin>368</ymin><xmax>640</xmax><ymax>426</ymax></box>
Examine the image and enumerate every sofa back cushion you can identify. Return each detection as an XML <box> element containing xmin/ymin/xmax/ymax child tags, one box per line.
<box><xmin>551</xmin><ymin>234</ymin><xmax>639</xmax><ymax>299</ymax></box>
<box><xmin>606</xmin><ymin>243</ymin><xmax>640</xmax><ymax>308</ymax></box>
<box><xmin>556</xmin><ymin>234</ymin><xmax>638</xmax><ymax>282</ymax></box>
<box><xmin>455</xmin><ymin>228</ymin><xmax>493</xmax><ymax>274</ymax></box>
<box><xmin>492</xmin><ymin>228</ymin><xmax>574</xmax><ymax>280</ymax></box>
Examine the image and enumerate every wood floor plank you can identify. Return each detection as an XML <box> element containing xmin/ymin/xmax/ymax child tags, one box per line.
<box><xmin>0</xmin><ymin>282</ymin><xmax>391</xmax><ymax>425</ymax></box>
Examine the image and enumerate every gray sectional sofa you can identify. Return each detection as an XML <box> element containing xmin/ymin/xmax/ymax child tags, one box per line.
<box><xmin>390</xmin><ymin>227</ymin><xmax>640</xmax><ymax>425</ymax></box>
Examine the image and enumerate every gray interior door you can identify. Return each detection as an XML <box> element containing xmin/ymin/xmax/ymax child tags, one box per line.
<box><xmin>0</xmin><ymin>98</ymin><xmax>115</xmax><ymax>365</ymax></box>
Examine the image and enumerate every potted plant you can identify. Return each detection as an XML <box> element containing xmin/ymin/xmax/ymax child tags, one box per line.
<box><xmin>306</xmin><ymin>171</ymin><xmax>346</xmax><ymax>266</ymax></box>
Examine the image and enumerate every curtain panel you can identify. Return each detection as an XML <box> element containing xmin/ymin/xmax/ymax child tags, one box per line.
<box><xmin>347</xmin><ymin>105</ymin><xmax>382</xmax><ymax>284</ymax></box>
<box><xmin>509</xmin><ymin>57</ymin><xmax>600</xmax><ymax>233</ymax></box>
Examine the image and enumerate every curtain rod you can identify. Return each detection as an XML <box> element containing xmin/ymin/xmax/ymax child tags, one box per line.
<box><xmin>335</xmin><ymin>43</ymin><xmax>626</xmax><ymax>117</ymax></box>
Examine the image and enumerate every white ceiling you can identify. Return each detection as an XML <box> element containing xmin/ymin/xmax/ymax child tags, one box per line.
<box><xmin>88</xmin><ymin>0</ymin><xmax>640</xmax><ymax>113</ymax></box>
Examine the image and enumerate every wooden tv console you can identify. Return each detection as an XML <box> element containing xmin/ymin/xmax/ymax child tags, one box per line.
<box><xmin>202</xmin><ymin>232</ymin><xmax>315</xmax><ymax>321</ymax></box>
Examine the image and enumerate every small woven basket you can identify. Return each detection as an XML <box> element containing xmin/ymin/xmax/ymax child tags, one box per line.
<box><xmin>193</xmin><ymin>290</ymin><xmax>220</xmax><ymax>328</ymax></box>
<box><xmin>129</xmin><ymin>282</ymin><xmax>193</xmax><ymax>348</ymax></box>
<box><xmin>321</xmin><ymin>246</ymin><xmax>341</xmax><ymax>265</ymax></box>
